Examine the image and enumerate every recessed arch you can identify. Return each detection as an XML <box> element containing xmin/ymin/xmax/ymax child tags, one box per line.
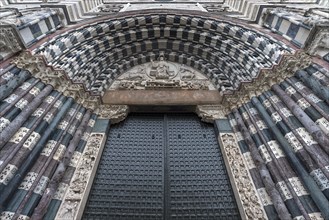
<box><xmin>32</xmin><ymin>11</ymin><xmax>294</xmax><ymax>96</ymax></box>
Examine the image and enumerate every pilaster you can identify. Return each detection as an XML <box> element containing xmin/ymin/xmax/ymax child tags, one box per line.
<box><xmin>214</xmin><ymin>118</ymin><xmax>267</xmax><ymax>220</ymax></box>
<box><xmin>55</xmin><ymin>119</ymin><xmax>110</xmax><ymax>220</ymax></box>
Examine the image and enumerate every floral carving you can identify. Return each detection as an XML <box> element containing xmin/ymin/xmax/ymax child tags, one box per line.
<box><xmin>219</xmin><ymin>133</ymin><xmax>266</xmax><ymax>220</ymax></box>
<box><xmin>0</xmin><ymin>26</ymin><xmax>22</xmax><ymax>60</ymax></box>
<box><xmin>97</xmin><ymin>105</ymin><xmax>129</xmax><ymax>124</ymax></box>
<box><xmin>222</xmin><ymin>51</ymin><xmax>312</xmax><ymax>110</ymax></box>
<box><xmin>195</xmin><ymin>105</ymin><xmax>227</xmax><ymax>123</ymax></box>
<box><xmin>56</xmin><ymin>133</ymin><xmax>105</xmax><ymax>220</ymax></box>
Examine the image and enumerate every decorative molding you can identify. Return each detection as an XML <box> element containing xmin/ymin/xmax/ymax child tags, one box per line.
<box><xmin>11</xmin><ymin>50</ymin><xmax>311</xmax><ymax>119</ymax></box>
<box><xmin>11</xmin><ymin>51</ymin><xmax>101</xmax><ymax>110</ymax></box>
<box><xmin>222</xmin><ymin>51</ymin><xmax>312</xmax><ymax>110</ymax></box>
<box><xmin>96</xmin><ymin>105</ymin><xmax>129</xmax><ymax>124</ymax></box>
<box><xmin>110</xmin><ymin>55</ymin><xmax>212</xmax><ymax>91</ymax></box>
<box><xmin>55</xmin><ymin>133</ymin><xmax>106</xmax><ymax>220</ymax></box>
<box><xmin>218</xmin><ymin>133</ymin><xmax>266</xmax><ymax>220</ymax></box>
<box><xmin>97</xmin><ymin>4</ymin><xmax>124</xmax><ymax>13</ymax></box>
<box><xmin>0</xmin><ymin>25</ymin><xmax>22</xmax><ymax>61</ymax></box>
<box><xmin>195</xmin><ymin>105</ymin><xmax>227</xmax><ymax>123</ymax></box>
<box><xmin>307</xmin><ymin>28</ymin><xmax>329</xmax><ymax>57</ymax></box>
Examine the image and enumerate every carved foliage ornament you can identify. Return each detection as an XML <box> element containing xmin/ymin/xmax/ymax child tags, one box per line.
<box><xmin>219</xmin><ymin>133</ymin><xmax>266</xmax><ymax>220</ymax></box>
<box><xmin>11</xmin><ymin>50</ymin><xmax>311</xmax><ymax>119</ymax></box>
<box><xmin>195</xmin><ymin>105</ymin><xmax>227</xmax><ymax>123</ymax></box>
<box><xmin>96</xmin><ymin>105</ymin><xmax>129</xmax><ymax>124</ymax></box>
<box><xmin>222</xmin><ymin>51</ymin><xmax>312</xmax><ymax>110</ymax></box>
<box><xmin>307</xmin><ymin>28</ymin><xmax>329</xmax><ymax>57</ymax></box>
<box><xmin>11</xmin><ymin>51</ymin><xmax>109</xmax><ymax>115</ymax></box>
<box><xmin>56</xmin><ymin>133</ymin><xmax>105</xmax><ymax>220</ymax></box>
<box><xmin>0</xmin><ymin>26</ymin><xmax>22</xmax><ymax>60</ymax></box>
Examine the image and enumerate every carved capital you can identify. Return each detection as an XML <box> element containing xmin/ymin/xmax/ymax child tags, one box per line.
<box><xmin>222</xmin><ymin>51</ymin><xmax>312</xmax><ymax>109</ymax></box>
<box><xmin>195</xmin><ymin>105</ymin><xmax>228</xmax><ymax>123</ymax></box>
<box><xmin>11</xmin><ymin>51</ymin><xmax>102</xmax><ymax>112</ymax></box>
<box><xmin>218</xmin><ymin>133</ymin><xmax>266</xmax><ymax>220</ymax></box>
<box><xmin>96</xmin><ymin>105</ymin><xmax>129</xmax><ymax>124</ymax></box>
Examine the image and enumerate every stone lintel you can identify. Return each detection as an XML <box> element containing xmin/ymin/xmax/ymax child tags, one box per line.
<box><xmin>103</xmin><ymin>90</ymin><xmax>222</xmax><ymax>105</ymax></box>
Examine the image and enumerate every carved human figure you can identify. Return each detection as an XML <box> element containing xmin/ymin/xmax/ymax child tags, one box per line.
<box><xmin>150</xmin><ymin>55</ymin><xmax>174</xmax><ymax>79</ymax></box>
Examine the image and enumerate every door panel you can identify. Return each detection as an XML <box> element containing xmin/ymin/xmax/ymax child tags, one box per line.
<box><xmin>83</xmin><ymin>114</ymin><xmax>240</xmax><ymax>220</ymax></box>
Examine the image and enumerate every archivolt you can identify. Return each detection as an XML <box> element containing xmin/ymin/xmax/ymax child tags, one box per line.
<box><xmin>33</xmin><ymin>11</ymin><xmax>293</xmax><ymax>96</ymax></box>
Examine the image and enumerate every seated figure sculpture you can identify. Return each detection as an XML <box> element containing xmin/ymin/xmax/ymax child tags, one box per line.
<box><xmin>150</xmin><ymin>55</ymin><xmax>174</xmax><ymax>79</ymax></box>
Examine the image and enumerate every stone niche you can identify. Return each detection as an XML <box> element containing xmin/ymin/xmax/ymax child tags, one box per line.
<box><xmin>103</xmin><ymin>55</ymin><xmax>222</xmax><ymax>106</ymax></box>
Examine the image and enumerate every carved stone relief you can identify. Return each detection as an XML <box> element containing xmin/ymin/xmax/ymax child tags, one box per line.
<box><xmin>307</xmin><ymin>28</ymin><xmax>329</xmax><ymax>58</ymax></box>
<box><xmin>96</xmin><ymin>105</ymin><xmax>129</xmax><ymax>124</ymax></box>
<box><xmin>97</xmin><ymin>4</ymin><xmax>124</xmax><ymax>13</ymax></box>
<box><xmin>11</xmin><ymin>50</ymin><xmax>311</xmax><ymax>119</ymax></box>
<box><xmin>110</xmin><ymin>55</ymin><xmax>213</xmax><ymax>90</ymax></box>
<box><xmin>218</xmin><ymin>133</ymin><xmax>266</xmax><ymax>220</ymax></box>
<box><xmin>12</xmin><ymin>51</ymin><xmax>102</xmax><ymax>112</ymax></box>
<box><xmin>195</xmin><ymin>105</ymin><xmax>227</xmax><ymax>123</ymax></box>
<box><xmin>0</xmin><ymin>26</ymin><xmax>22</xmax><ymax>60</ymax></box>
<box><xmin>55</xmin><ymin>133</ymin><xmax>105</xmax><ymax>220</ymax></box>
<box><xmin>222</xmin><ymin>51</ymin><xmax>312</xmax><ymax>110</ymax></box>
<box><xmin>203</xmin><ymin>4</ymin><xmax>229</xmax><ymax>13</ymax></box>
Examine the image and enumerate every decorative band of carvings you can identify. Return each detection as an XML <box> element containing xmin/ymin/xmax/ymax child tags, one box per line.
<box><xmin>55</xmin><ymin>132</ymin><xmax>106</xmax><ymax>220</ymax></box>
<box><xmin>222</xmin><ymin>50</ymin><xmax>312</xmax><ymax>111</ymax></box>
<box><xmin>218</xmin><ymin>133</ymin><xmax>266</xmax><ymax>220</ymax></box>
<box><xmin>11</xmin><ymin>50</ymin><xmax>311</xmax><ymax>121</ymax></box>
<box><xmin>11</xmin><ymin>51</ymin><xmax>129</xmax><ymax>123</ymax></box>
<box><xmin>196</xmin><ymin>105</ymin><xmax>227</xmax><ymax>122</ymax></box>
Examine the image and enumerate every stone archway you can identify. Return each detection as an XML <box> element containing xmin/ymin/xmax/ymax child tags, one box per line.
<box><xmin>7</xmin><ymin>9</ymin><xmax>316</xmax><ymax>220</ymax></box>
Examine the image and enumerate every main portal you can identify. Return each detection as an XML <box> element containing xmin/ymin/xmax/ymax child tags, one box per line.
<box><xmin>83</xmin><ymin>114</ymin><xmax>240</xmax><ymax>219</ymax></box>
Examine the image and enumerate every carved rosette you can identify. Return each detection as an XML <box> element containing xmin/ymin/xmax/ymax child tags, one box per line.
<box><xmin>55</xmin><ymin>133</ymin><xmax>105</xmax><ymax>220</ymax></box>
<box><xmin>218</xmin><ymin>133</ymin><xmax>266</xmax><ymax>220</ymax></box>
<box><xmin>195</xmin><ymin>105</ymin><xmax>228</xmax><ymax>123</ymax></box>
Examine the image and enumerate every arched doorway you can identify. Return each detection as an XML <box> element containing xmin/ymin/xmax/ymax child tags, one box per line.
<box><xmin>83</xmin><ymin>113</ymin><xmax>241</xmax><ymax>219</ymax></box>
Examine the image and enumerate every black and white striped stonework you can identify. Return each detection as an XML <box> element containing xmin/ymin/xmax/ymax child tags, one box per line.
<box><xmin>229</xmin><ymin>64</ymin><xmax>329</xmax><ymax>219</ymax></box>
<box><xmin>33</xmin><ymin>13</ymin><xmax>293</xmax><ymax>96</ymax></box>
<box><xmin>228</xmin><ymin>114</ymin><xmax>279</xmax><ymax>219</ymax></box>
<box><xmin>0</xmin><ymin>66</ymin><xmax>96</xmax><ymax>220</ymax></box>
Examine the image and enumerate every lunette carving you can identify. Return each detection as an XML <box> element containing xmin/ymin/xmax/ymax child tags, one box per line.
<box><xmin>111</xmin><ymin>56</ymin><xmax>211</xmax><ymax>90</ymax></box>
<box><xmin>219</xmin><ymin>133</ymin><xmax>266</xmax><ymax>220</ymax></box>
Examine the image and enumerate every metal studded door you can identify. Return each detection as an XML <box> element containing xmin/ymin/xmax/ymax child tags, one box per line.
<box><xmin>83</xmin><ymin>114</ymin><xmax>240</xmax><ymax>220</ymax></box>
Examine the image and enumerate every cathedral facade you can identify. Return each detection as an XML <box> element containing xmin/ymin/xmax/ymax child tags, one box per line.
<box><xmin>0</xmin><ymin>0</ymin><xmax>329</xmax><ymax>219</ymax></box>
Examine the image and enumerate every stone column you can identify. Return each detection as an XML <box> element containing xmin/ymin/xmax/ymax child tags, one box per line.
<box><xmin>55</xmin><ymin>118</ymin><xmax>110</xmax><ymax>220</ymax></box>
<box><xmin>214</xmin><ymin>117</ymin><xmax>266</xmax><ymax>220</ymax></box>
<box><xmin>0</xmin><ymin>97</ymin><xmax>73</xmax><ymax>212</ymax></box>
<box><xmin>0</xmin><ymin>69</ymin><xmax>30</xmax><ymax>100</ymax></box>
<box><xmin>251</xmin><ymin>96</ymin><xmax>329</xmax><ymax>219</ymax></box>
